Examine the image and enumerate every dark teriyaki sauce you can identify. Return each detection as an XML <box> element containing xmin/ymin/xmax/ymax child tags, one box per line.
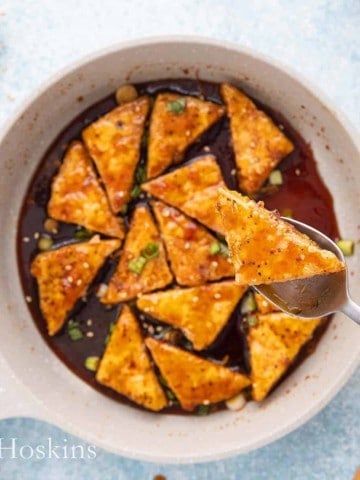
<box><xmin>17</xmin><ymin>79</ymin><xmax>339</xmax><ymax>414</ymax></box>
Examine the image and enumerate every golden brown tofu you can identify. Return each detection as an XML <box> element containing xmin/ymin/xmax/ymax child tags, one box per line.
<box><xmin>221</xmin><ymin>83</ymin><xmax>294</xmax><ymax>195</ymax></box>
<box><xmin>145</xmin><ymin>338</ymin><xmax>250</xmax><ymax>411</ymax></box>
<box><xmin>151</xmin><ymin>201</ymin><xmax>234</xmax><ymax>286</ymax></box>
<box><xmin>147</xmin><ymin>93</ymin><xmax>225</xmax><ymax>179</ymax></box>
<box><xmin>254</xmin><ymin>292</ymin><xmax>279</xmax><ymax>314</ymax></box>
<box><xmin>137</xmin><ymin>281</ymin><xmax>247</xmax><ymax>350</ymax></box>
<box><xmin>218</xmin><ymin>189</ymin><xmax>345</xmax><ymax>285</ymax></box>
<box><xmin>96</xmin><ymin>306</ymin><xmax>168</xmax><ymax>411</ymax></box>
<box><xmin>82</xmin><ymin>96</ymin><xmax>150</xmax><ymax>213</ymax></box>
<box><xmin>102</xmin><ymin>205</ymin><xmax>173</xmax><ymax>303</ymax></box>
<box><xmin>142</xmin><ymin>155</ymin><xmax>226</xmax><ymax>234</ymax></box>
<box><xmin>247</xmin><ymin>321</ymin><xmax>290</xmax><ymax>401</ymax></box>
<box><xmin>30</xmin><ymin>238</ymin><xmax>120</xmax><ymax>336</ymax></box>
<box><xmin>48</xmin><ymin>141</ymin><xmax>124</xmax><ymax>239</ymax></box>
<box><xmin>248</xmin><ymin>312</ymin><xmax>321</xmax><ymax>401</ymax></box>
<box><xmin>261</xmin><ymin>312</ymin><xmax>321</xmax><ymax>360</ymax></box>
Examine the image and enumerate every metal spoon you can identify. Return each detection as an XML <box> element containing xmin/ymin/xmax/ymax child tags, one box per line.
<box><xmin>254</xmin><ymin>217</ymin><xmax>360</xmax><ymax>324</ymax></box>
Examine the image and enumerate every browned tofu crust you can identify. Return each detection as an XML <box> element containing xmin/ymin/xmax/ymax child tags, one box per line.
<box><xmin>248</xmin><ymin>312</ymin><xmax>321</xmax><ymax>401</ymax></box>
<box><xmin>137</xmin><ymin>281</ymin><xmax>247</xmax><ymax>350</ymax></box>
<box><xmin>218</xmin><ymin>188</ymin><xmax>345</xmax><ymax>285</ymax></box>
<box><xmin>102</xmin><ymin>205</ymin><xmax>173</xmax><ymax>303</ymax></box>
<box><xmin>221</xmin><ymin>83</ymin><xmax>294</xmax><ymax>195</ymax></box>
<box><xmin>48</xmin><ymin>141</ymin><xmax>124</xmax><ymax>239</ymax></box>
<box><xmin>151</xmin><ymin>201</ymin><xmax>234</xmax><ymax>286</ymax></box>
<box><xmin>96</xmin><ymin>306</ymin><xmax>168</xmax><ymax>411</ymax></box>
<box><xmin>82</xmin><ymin>96</ymin><xmax>150</xmax><ymax>213</ymax></box>
<box><xmin>142</xmin><ymin>155</ymin><xmax>226</xmax><ymax>234</ymax></box>
<box><xmin>30</xmin><ymin>238</ymin><xmax>120</xmax><ymax>336</ymax></box>
<box><xmin>145</xmin><ymin>338</ymin><xmax>251</xmax><ymax>411</ymax></box>
<box><xmin>147</xmin><ymin>93</ymin><xmax>225</xmax><ymax>179</ymax></box>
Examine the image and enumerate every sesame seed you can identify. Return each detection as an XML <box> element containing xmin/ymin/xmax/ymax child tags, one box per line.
<box><xmin>203</xmin><ymin>146</ymin><xmax>211</xmax><ymax>152</ymax></box>
<box><xmin>65</xmin><ymin>264</ymin><xmax>72</xmax><ymax>271</ymax></box>
<box><xmin>86</xmin><ymin>319</ymin><xmax>93</xmax><ymax>326</ymax></box>
<box><xmin>33</xmin><ymin>232</ymin><xmax>40</xmax><ymax>239</ymax></box>
<box><xmin>211</xmin><ymin>261</ymin><xmax>218</xmax><ymax>267</ymax></box>
<box><xmin>214</xmin><ymin>293</ymin><xmax>221</xmax><ymax>299</ymax></box>
<box><xmin>155</xmin><ymin>325</ymin><xmax>163</xmax><ymax>332</ymax></box>
<box><xmin>278</xmin><ymin>124</ymin><xmax>284</xmax><ymax>130</ymax></box>
<box><xmin>86</xmin><ymin>331</ymin><xmax>94</xmax><ymax>338</ymax></box>
<box><xmin>25</xmin><ymin>296</ymin><xmax>32</xmax><ymax>303</ymax></box>
<box><xmin>67</xmin><ymin>276</ymin><xmax>73</xmax><ymax>283</ymax></box>
<box><xmin>192</xmin><ymin>296</ymin><xmax>199</xmax><ymax>303</ymax></box>
<box><xmin>230</xmin><ymin>168</ymin><xmax>236</xmax><ymax>176</ymax></box>
<box><xmin>295</xmin><ymin>168</ymin><xmax>301</xmax><ymax>176</ymax></box>
<box><xmin>185</xmin><ymin>130</ymin><xmax>191</xmax><ymax>137</ymax></box>
<box><xmin>23</xmin><ymin>237</ymin><xmax>30</xmax><ymax>243</ymax></box>
<box><xmin>184</xmin><ymin>242</ymin><xmax>191</xmax><ymax>250</ymax></box>
<box><xmin>148</xmin><ymin>325</ymin><xmax>155</xmax><ymax>335</ymax></box>
<box><xmin>83</xmin><ymin>262</ymin><xmax>90</xmax><ymax>268</ymax></box>
<box><xmin>203</xmin><ymin>399</ymin><xmax>210</xmax><ymax>405</ymax></box>
<box><xmin>76</xmin><ymin>279</ymin><xmax>82</xmax><ymax>286</ymax></box>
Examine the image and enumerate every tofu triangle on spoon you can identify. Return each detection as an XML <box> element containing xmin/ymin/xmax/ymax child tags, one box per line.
<box><xmin>48</xmin><ymin>141</ymin><xmax>124</xmax><ymax>239</ymax></box>
<box><xmin>217</xmin><ymin>188</ymin><xmax>345</xmax><ymax>285</ymax></box>
<box><xmin>147</xmin><ymin>93</ymin><xmax>225</xmax><ymax>179</ymax></box>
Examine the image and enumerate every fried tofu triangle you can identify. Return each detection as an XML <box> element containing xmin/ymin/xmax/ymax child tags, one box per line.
<box><xmin>217</xmin><ymin>188</ymin><xmax>345</xmax><ymax>285</ymax></box>
<box><xmin>48</xmin><ymin>141</ymin><xmax>124</xmax><ymax>239</ymax></box>
<box><xmin>96</xmin><ymin>306</ymin><xmax>167</xmax><ymax>411</ymax></box>
<box><xmin>30</xmin><ymin>238</ymin><xmax>120</xmax><ymax>336</ymax></box>
<box><xmin>152</xmin><ymin>201</ymin><xmax>234</xmax><ymax>286</ymax></box>
<box><xmin>102</xmin><ymin>205</ymin><xmax>173</xmax><ymax>303</ymax></box>
<box><xmin>221</xmin><ymin>83</ymin><xmax>294</xmax><ymax>195</ymax></box>
<box><xmin>142</xmin><ymin>155</ymin><xmax>226</xmax><ymax>234</ymax></box>
<box><xmin>137</xmin><ymin>281</ymin><xmax>247</xmax><ymax>350</ymax></box>
<box><xmin>147</xmin><ymin>93</ymin><xmax>225</xmax><ymax>179</ymax></box>
<box><xmin>145</xmin><ymin>338</ymin><xmax>250</xmax><ymax>411</ymax></box>
<box><xmin>82</xmin><ymin>96</ymin><xmax>150</xmax><ymax>213</ymax></box>
<box><xmin>248</xmin><ymin>312</ymin><xmax>321</xmax><ymax>400</ymax></box>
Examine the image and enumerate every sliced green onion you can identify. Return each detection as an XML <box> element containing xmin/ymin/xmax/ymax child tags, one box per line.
<box><xmin>269</xmin><ymin>170</ymin><xmax>283</xmax><ymax>186</ymax></box>
<box><xmin>247</xmin><ymin>314</ymin><xmax>259</xmax><ymax>327</ymax></box>
<box><xmin>219</xmin><ymin>242</ymin><xmax>230</xmax><ymax>258</ymax></box>
<box><xmin>74</xmin><ymin>227</ymin><xmax>93</xmax><ymax>240</ymax></box>
<box><xmin>135</xmin><ymin>166</ymin><xmax>147</xmax><ymax>184</ymax></box>
<box><xmin>241</xmin><ymin>292</ymin><xmax>257</xmax><ymax>314</ymax></box>
<box><xmin>84</xmin><ymin>356</ymin><xmax>100</xmax><ymax>372</ymax></box>
<box><xmin>165</xmin><ymin>389</ymin><xmax>177</xmax><ymax>402</ymax></box>
<box><xmin>67</xmin><ymin>319</ymin><xmax>83</xmax><ymax>341</ymax></box>
<box><xmin>38</xmin><ymin>235</ymin><xmax>53</xmax><ymax>251</ymax></box>
<box><xmin>336</xmin><ymin>239</ymin><xmax>355</xmax><ymax>257</ymax></box>
<box><xmin>128</xmin><ymin>256</ymin><xmax>147</xmax><ymax>275</ymax></box>
<box><xmin>210</xmin><ymin>242</ymin><xmax>221</xmax><ymax>255</ymax></box>
<box><xmin>120</xmin><ymin>204</ymin><xmax>128</xmax><ymax>216</ymax></box>
<box><xmin>141</xmin><ymin>242</ymin><xmax>159</xmax><ymax>260</ymax></box>
<box><xmin>196</xmin><ymin>404</ymin><xmax>211</xmax><ymax>416</ymax></box>
<box><xmin>166</xmin><ymin>97</ymin><xmax>187</xmax><ymax>114</ymax></box>
<box><xmin>130</xmin><ymin>184</ymin><xmax>141</xmax><ymax>199</ymax></box>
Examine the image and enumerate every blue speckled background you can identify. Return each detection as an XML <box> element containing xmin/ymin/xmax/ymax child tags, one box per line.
<box><xmin>0</xmin><ymin>0</ymin><xmax>359</xmax><ymax>478</ymax></box>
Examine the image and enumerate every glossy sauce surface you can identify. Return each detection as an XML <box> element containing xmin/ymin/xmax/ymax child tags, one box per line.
<box><xmin>17</xmin><ymin>79</ymin><xmax>339</xmax><ymax>413</ymax></box>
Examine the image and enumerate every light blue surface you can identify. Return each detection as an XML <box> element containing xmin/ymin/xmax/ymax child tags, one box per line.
<box><xmin>0</xmin><ymin>0</ymin><xmax>359</xmax><ymax>478</ymax></box>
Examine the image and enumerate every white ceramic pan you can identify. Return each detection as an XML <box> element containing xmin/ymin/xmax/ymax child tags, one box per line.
<box><xmin>0</xmin><ymin>37</ymin><xmax>359</xmax><ymax>463</ymax></box>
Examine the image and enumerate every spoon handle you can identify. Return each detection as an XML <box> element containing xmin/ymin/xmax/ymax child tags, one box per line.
<box><xmin>341</xmin><ymin>297</ymin><xmax>360</xmax><ymax>325</ymax></box>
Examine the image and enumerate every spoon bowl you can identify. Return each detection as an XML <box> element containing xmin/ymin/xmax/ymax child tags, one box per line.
<box><xmin>255</xmin><ymin>218</ymin><xmax>360</xmax><ymax>323</ymax></box>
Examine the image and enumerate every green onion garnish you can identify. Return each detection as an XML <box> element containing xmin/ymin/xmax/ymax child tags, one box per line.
<box><xmin>141</xmin><ymin>242</ymin><xmax>159</xmax><ymax>260</ymax></box>
<box><xmin>336</xmin><ymin>239</ymin><xmax>355</xmax><ymax>257</ymax></box>
<box><xmin>269</xmin><ymin>170</ymin><xmax>283</xmax><ymax>186</ymax></box>
<box><xmin>128</xmin><ymin>256</ymin><xmax>147</xmax><ymax>275</ymax></box>
<box><xmin>74</xmin><ymin>227</ymin><xmax>93</xmax><ymax>240</ymax></box>
<box><xmin>67</xmin><ymin>319</ymin><xmax>83</xmax><ymax>341</ymax></box>
<box><xmin>135</xmin><ymin>166</ymin><xmax>147</xmax><ymax>184</ymax></box>
<box><xmin>210</xmin><ymin>242</ymin><xmax>221</xmax><ymax>255</ymax></box>
<box><xmin>84</xmin><ymin>356</ymin><xmax>100</xmax><ymax>372</ymax></box>
<box><xmin>130</xmin><ymin>184</ymin><xmax>141</xmax><ymax>199</ymax></box>
<box><xmin>247</xmin><ymin>314</ymin><xmax>259</xmax><ymax>327</ymax></box>
<box><xmin>166</xmin><ymin>97</ymin><xmax>187</xmax><ymax>114</ymax></box>
<box><xmin>38</xmin><ymin>235</ymin><xmax>53</xmax><ymax>251</ymax></box>
<box><xmin>219</xmin><ymin>242</ymin><xmax>230</xmax><ymax>258</ymax></box>
<box><xmin>196</xmin><ymin>404</ymin><xmax>211</xmax><ymax>416</ymax></box>
<box><xmin>241</xmin><ymin>292</ymin><xmax>257</xmax><ymax>314</ymax></box>
<box><xmin>120</xmin><ymin>204</ymin><xmax>128</xmax><ymax>216</ymax></box>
